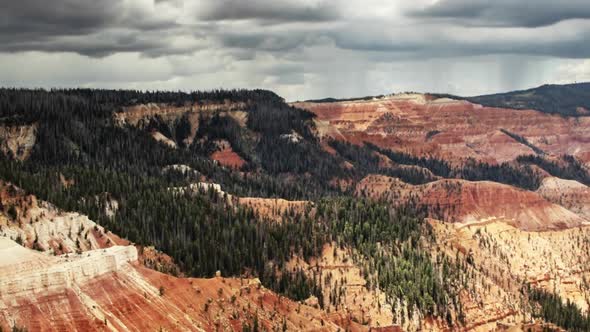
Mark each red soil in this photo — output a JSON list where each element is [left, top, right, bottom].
[[211, 148, 246, 169]]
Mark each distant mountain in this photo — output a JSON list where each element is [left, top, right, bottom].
[[302, 94, 385, 103], [465, 82, 590, 116], [308, 83, 590, 117]]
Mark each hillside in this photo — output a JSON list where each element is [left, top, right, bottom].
[[0, 239, 356, 332], [0, 182, 367, 332]]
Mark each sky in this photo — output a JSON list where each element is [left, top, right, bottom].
[[1, 0, 590, 101]]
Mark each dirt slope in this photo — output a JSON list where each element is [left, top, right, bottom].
[[295, 94, 590, 164], [537, 177, 590, 219], [431, 219, 590, 316]]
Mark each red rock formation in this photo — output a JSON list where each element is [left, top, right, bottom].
[[356, 175, 588, 231], [295, 94, 590, 164]]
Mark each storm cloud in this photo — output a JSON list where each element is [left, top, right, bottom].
[[412, 0, 590, 27], [1, 0, 590, 100]]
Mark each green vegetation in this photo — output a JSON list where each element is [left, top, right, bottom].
[[500, 129, 545, 155], [368, 143, 543, 190], [518, 154, 590, 186], [329, 140, 439, 184], [0, 88, 345, 201], [315, 198, 464, 322], [528, 287, 590, 332]]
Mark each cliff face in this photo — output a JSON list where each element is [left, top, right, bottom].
[[296, 95, 590, 164], [114, 101, 249, 148], [418, 179, 587, 231], [0, 238, 137, 298], [356, 175, 589, 231], [0, 181, 123, 254], [0, 237, 358, 332]]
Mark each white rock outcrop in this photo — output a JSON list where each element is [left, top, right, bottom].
[[0, 237, 137, 297]]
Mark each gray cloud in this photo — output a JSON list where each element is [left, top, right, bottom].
[[328, 19, 590, 59], [411, 0, 590, 27], [220, 31, 316, 52], [197, 0, 340, 23]]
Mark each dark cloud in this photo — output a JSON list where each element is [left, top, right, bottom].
[[411, 0, 590, 27], [0, 0, 120, 33], [197, 0, 339, 23], [327, 18, 590, 60], [333, 35, 590, 60], [0, 0, 180, 56], [220, 32, 314, 52], [0, 0, 176, 34]]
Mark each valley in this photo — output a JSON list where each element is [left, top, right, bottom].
[[1, 85, 590, 331]]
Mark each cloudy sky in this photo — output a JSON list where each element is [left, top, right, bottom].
[[1, 0, 590, 100]]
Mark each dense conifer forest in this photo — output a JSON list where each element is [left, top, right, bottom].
[[434, 83, 590, 117]]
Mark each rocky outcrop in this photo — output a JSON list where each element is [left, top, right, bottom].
[[115, 101, 249, 147], [150, 130, 177, 148], [0, 123, 37, 161], [419, 179, 587, 231], [0, 238, 137, 297], [0, 181, 123, 254]]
